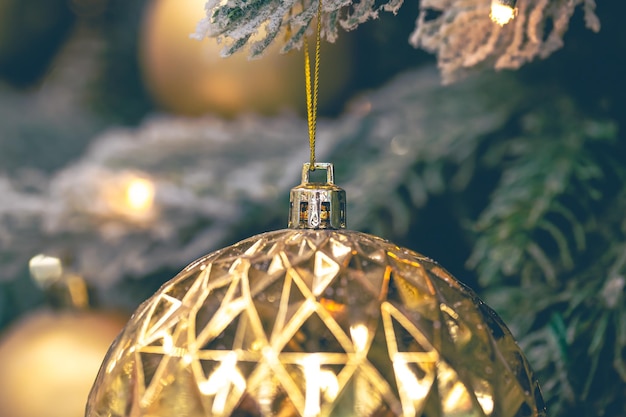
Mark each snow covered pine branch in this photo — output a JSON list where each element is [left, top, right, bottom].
[[194, 0, 600, 82]]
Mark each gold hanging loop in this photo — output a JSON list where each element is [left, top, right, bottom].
[[304, 0, 323, 170]]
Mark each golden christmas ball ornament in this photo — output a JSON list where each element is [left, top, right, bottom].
[[0, 255, 126, 417], [87, 163, 546, 417], [89, 13, 544, 416]]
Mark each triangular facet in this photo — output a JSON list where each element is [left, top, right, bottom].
[[436, 361, 483, 417], [392, 358, 436, 416], [162, 269, 203, 301], [292, 253, 324, 299], [283, 233, 317, 266], [139, 352, 163, 391], [195, 291, 248, 349], [486, 354, 527, 417], [440, 303, 474, 349], [197, 307, 263, 352], [346, 253, 388, 298], [247, 254, 285, 301], [215, 239, 256, 262], [246, 360, 304, 417], [281, 310, 348, 354], [326, 236, 353, 261], [262, 270, 309, 343], [437, 301, 494, 370], [327, 368, 387, 417], [365, 323, 396, 391], [301, 360, 350, 417], [381, 302, 437, 356], [355, 238, 388, 265], [349, 361, 404, 417], [388, 255, 435, 300], [191, 269, 247, 343], [244, 238, 266, 256], [428, 267, 476, 308], [505, 349, 533, 398], [467, 376, 495, 416], [305, 231, 331, 249], [512, 401, 534, 417], [194, 280, 233, 341], [272, 362, 310, 416], [141, 361, 205, 416], [140, 294, 183, 346], [274, 358, 350, 417], [477, 301, 510, 341], [311, 251, 341, 296], [387, 269, 436, 314], [198, 356, 257, 386], [428, 264, 466, 292], [195, 355, 248, 417], [207, 260, 237, 288]]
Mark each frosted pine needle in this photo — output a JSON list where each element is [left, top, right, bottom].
[[194, 0, 600, 81]]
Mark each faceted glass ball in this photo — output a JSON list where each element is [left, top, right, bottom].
[[87, 229, 546, 417]]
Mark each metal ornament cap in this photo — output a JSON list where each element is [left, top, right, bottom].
[[288, 163, 346, 230]]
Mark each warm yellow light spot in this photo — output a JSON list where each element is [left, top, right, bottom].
[[320, 298, 346, 314], [101, 173, 157, 222], [394, 357, 432, 402], [302, 355, 321, 417], [350, 324, 369, 353], [126, 177, 155, 213], [313, 251, 340, 296], [251, 339, 264, 351], [443, 381, 474, 414], [476, 390, 495, 415], [320, 370, 340, 402], [105, 358, 118, 374], [161, 333, 174, 354], [490, 1, 516, 26], [199, 352, 246, 402], [437, 362, 473, 414]]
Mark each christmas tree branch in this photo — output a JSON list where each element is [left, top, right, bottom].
[[468, 99, 618, 286], [195, 0, 600, 81]]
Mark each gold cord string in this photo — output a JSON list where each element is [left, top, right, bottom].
[[304, 0, 322, 170]]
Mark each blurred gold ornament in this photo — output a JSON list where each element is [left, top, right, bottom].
[[0, 311, 127, 417], [0, 256, 126, 417], [139, 0, 351, 116], [88, 163, 545, 417], [490, 0, 517, 26]]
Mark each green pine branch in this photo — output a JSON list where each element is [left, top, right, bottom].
[[468, 98, 618, 287], [467, 97, 625, 416], [509, 229, 626, 416]]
